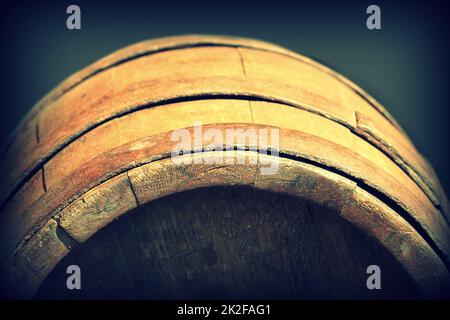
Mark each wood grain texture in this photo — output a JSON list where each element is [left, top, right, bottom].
[[0, 37, 445, 219], [2, 100, 447, 268], [2, 152, 449, 298], [0, 36, 449, 299], [36, 186, 422, 300]]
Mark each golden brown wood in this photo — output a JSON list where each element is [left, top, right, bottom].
[[0, 37, 445, 217], [0, 35, 448, 299]]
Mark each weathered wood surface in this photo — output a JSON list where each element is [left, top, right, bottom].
[[1, 152, 449, 298], [4, 35, 399, 136], [0, 36, 446, 218], [1, 101, 448, 269], [0, 36, 449, 299], [36, 186, 423, 299]]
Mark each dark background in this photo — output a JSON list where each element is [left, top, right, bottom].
[[0, 0, 448, 193]]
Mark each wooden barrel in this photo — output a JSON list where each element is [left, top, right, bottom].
[[0, 35, 449, 299]]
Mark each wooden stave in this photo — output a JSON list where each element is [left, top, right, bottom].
[[0, 36, 446, 221], [0, 36, 448, 298], [1, 149, 448, 299], [1, 99, 449, 269], [0, 121, 445, 296]]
